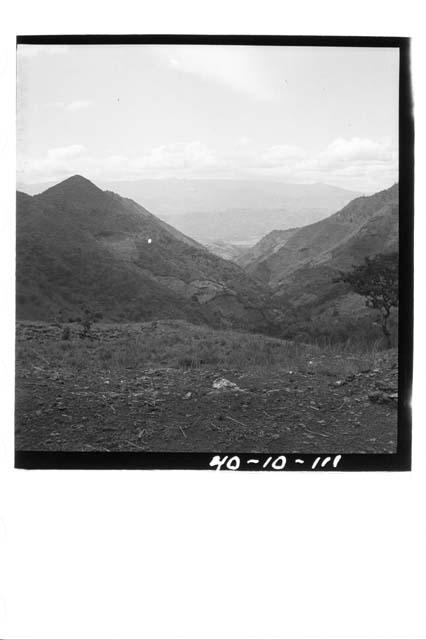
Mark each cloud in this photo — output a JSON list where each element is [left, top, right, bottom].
[[316, 137, 396, 169], [17, 145, 87, 182], [17, 45, 70, 58], [291, 137, 398, 190], [154, 46, 277, 101], [239, 137, 398, 191], [17, 142, 218, 183], [17, 137, 398, 191]]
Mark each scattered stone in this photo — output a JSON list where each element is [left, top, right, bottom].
[[334, 380, 346, 387], [212, 378, 240, 391], [183, 391, 192, 399]]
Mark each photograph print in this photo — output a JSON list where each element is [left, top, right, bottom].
[[15, 37, 413, 470]]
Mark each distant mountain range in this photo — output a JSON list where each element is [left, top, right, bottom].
[[16, 176, 276, 331], [18, 178, 360, 245]]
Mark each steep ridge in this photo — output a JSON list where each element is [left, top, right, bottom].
[[244, 184, 398, 288], [238, 184, 399, 344], [16, 176, 277, 331]]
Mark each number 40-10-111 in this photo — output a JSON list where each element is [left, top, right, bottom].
[[209, 455, 342, 471]]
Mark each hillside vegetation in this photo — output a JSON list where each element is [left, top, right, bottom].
[[16, 177, 399, 348], [237, 184, 399, 346], [16, 176, 277, 332], [242, 184, 398, 285]]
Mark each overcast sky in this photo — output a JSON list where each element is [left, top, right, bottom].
[[17, 44, 399, 191]]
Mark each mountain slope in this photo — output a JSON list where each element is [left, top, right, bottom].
[[238, 184, 399, 344], [16, 175, 277, 330], [244, 184, 398, 288]]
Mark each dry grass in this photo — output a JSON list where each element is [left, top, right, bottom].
[[16, 319, 383, 378]]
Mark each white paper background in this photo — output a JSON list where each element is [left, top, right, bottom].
[[1, 1, 425, 638]]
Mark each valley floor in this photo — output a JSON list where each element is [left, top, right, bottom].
[[15, 321, 398, 453]]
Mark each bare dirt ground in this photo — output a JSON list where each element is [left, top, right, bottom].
[[15, 322, 398, 453]]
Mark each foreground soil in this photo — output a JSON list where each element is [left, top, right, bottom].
[[15, 322, 398, 453]]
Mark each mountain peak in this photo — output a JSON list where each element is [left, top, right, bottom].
[[36, 174, 106, 207], [64, 174, 97, 184], [45, 174, 103, 192]]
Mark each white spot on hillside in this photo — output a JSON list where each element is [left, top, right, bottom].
[[147, 238, 152, 244]]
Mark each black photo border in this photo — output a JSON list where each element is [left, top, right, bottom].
[[15, 34, 413, 471]]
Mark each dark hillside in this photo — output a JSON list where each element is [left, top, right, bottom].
[[246, 184, 398, 287], [16, 176, 277, 331], [238, 184, 399, 346]]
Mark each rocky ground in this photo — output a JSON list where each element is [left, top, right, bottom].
[[15, 322, 398, 453]]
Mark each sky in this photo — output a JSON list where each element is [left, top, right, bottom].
[[17, 44, 399, 192]]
